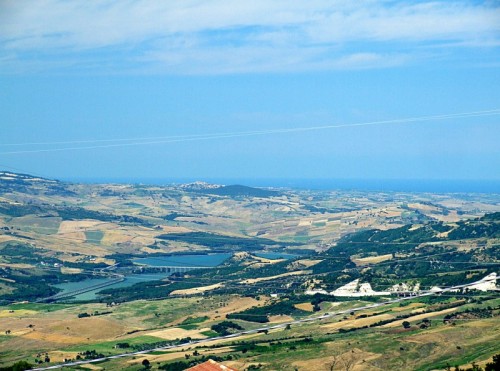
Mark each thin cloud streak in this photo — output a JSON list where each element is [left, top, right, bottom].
[[0, 0, 499, 74]]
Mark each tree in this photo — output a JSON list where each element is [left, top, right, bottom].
[[341, 351, 358, 371], [325, 349, 359, 371], [402, 321, 411, 329], [142, 359, 151, 369], [326, 352, 341, 371], [4, 360, 33, 371], [485, 354, 500, 371]]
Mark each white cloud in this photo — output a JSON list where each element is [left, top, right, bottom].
[[0, 0, 498, 73]]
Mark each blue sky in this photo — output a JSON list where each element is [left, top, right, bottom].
[[0, 1, 499, 183]]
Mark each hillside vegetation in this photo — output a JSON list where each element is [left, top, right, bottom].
[[0, 172, 498, 370]]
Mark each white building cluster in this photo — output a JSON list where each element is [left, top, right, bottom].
[[305, 273, 498, 297]]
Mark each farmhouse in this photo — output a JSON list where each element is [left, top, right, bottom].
[[185, 359, 239, 371]]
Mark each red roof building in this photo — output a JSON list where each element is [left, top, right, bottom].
[[185, 359, 239, 371]]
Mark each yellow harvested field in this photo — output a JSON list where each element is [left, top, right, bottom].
[[92, 257, 116, 265], [293, 259, 323, 268], [2, 316, 128, 345], [201, 296, 260, 320], [225, 361, 266, 371], [298, 219, 312, 226], [140, 246, 164, 254], [22, 330, 87, 344], [148, 327, 207, 340], [382, 210, 402, 218], [381, 307, 459, 328], [79, 364, 104, 370], [127, 352, 185, 365], [241, 270, 309, 284], [46, 351, 80, 363], [0, 263, 33, 269], [268, 315, 294, 323], [0, 309, 37, 318], [353, 254, 393, 265], [9, 328, 32, 336], [408, 203, 441, 213], [101, 230, 133, 244], [60, 267, 83, 274], [130, 235, 156, 245], [391, 302, 425, 312], [250, 255, 285, 264], [170, 283, 223, 296], [48, 317, 127, 340], [294, 302, 314, 312], [433, 211, 462, 223], [58, 220, 106, 233], [0, 235, 17, 243], [59, 231, 87, 242], [157, 226, 192, 234], [322, 313, 394, 330], [202, 332, 262, 347], [292, 348, 380, 371], [129, 346, 236, 366]]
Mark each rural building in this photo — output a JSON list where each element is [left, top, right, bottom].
[[185, 359, 239, 371]]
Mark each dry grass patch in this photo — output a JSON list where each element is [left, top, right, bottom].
[[79, 364, 104, 370], [0, 309, 37, 318], [241, 270, 309, 284], [293, 259, 323, 268], [101, 230, 133, 245], [392, 302, 425, 312], [156, 226, 192, 234], [289, 357, 341, 371], [170, 283, 223, 296], [353, 254, 393, 265], [294, 302, 314, 312], [1, 315, 129, 346], [58, 221, 105, 233], [45, 317, 127, 340], [46, 351, 80, 363], [0, 263, 33, 269], [60, 267, 83, 274], [130, 235, 156, 245], [129, 345, 237, 367], [127, 351, 186, 365], [147, 327, 207, 340], [381, 307, 459, 328], [22, 330, 87, 344], [201, 296, 261, 320], [0, 235, 18, 243], [322, 313, 394, 331], [250, 255, 285, 264], [268, 315, 294, 323]]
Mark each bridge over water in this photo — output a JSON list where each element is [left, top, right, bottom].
[[36, 275, 125, 303], [131, 266, 213, 273], [36, 266, 213, 303]]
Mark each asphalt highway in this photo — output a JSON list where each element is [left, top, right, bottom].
[[31, 274, 498, 370]]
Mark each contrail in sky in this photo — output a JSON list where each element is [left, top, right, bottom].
[[1, 109, 499, 155]]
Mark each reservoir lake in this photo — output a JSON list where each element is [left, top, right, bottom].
[[53, 253, 233, 301], [53, 252, 299, 301], [132, 253, 233, 267]]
